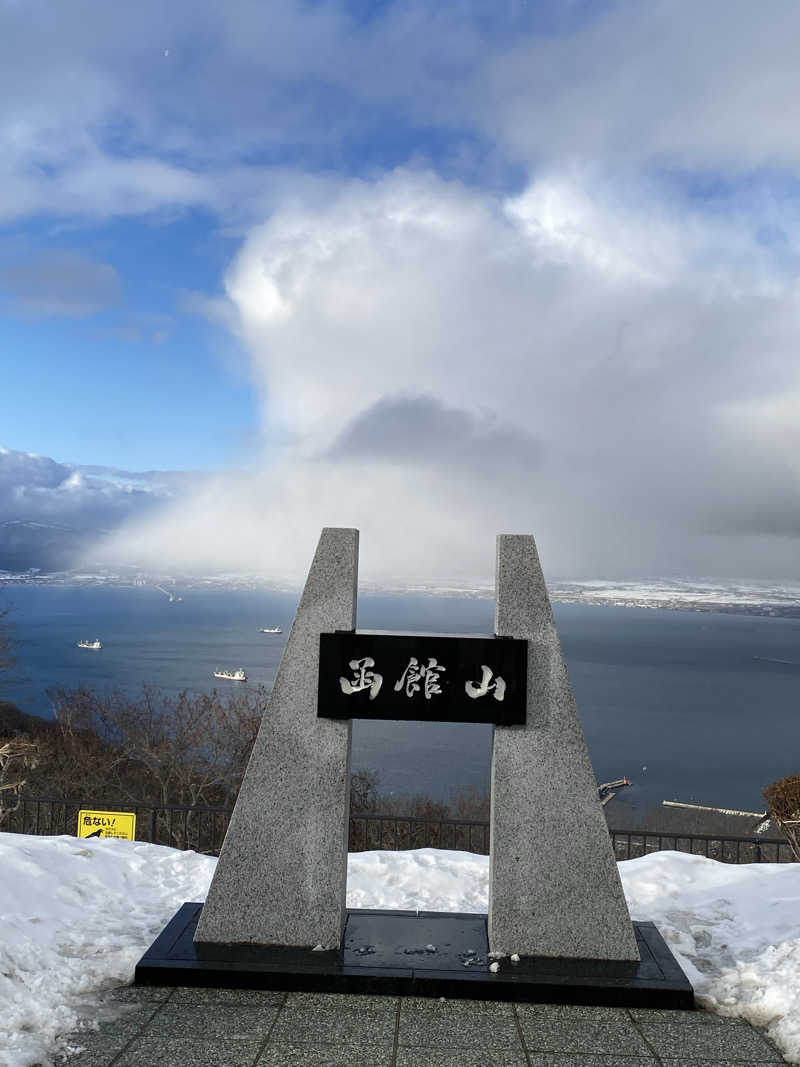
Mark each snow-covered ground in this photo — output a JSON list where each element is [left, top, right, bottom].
[[1, 834, 798, 1066], [549, 577, 800, 615]]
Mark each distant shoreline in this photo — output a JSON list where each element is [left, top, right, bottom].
[[2, 570, 800, 619], [553, 598, 800, 619]]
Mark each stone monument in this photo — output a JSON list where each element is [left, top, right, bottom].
[[138, 526, 693, 1006], [195, 526, 358, 949], [490, 534, 638, 960], [194, 527, 638, 961]]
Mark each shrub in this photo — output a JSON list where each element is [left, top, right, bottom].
[[764, 774, 800, 861], [0, 738, 38, 824]]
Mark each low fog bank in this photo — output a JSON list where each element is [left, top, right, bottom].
[[85, 455, 800, 587]]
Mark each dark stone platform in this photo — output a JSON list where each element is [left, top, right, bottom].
[[136, 905, 694, 1009]]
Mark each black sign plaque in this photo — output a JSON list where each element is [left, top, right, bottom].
[[318, 632, 527, 725]]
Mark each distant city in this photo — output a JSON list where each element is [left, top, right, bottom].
[[2, 561, 800, 618]]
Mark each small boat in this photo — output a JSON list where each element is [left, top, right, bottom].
[[259, 627, 282, 634], [213, 668, 247, 681], [77, 639, 102, 650]]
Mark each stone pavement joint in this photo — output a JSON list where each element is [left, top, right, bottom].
[[60, 988, 785, 1066]]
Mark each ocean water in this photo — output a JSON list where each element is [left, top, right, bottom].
[[1, 584, 799, 815]]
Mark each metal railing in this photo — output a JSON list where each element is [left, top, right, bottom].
[[348, 813, 490, 854], [1, 796, 233, 855], [609, 828, 793, 864], [2, 797, 795, 863]]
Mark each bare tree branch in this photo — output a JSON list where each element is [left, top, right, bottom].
[[0, 739, 38, 824], [27, 684, 266, 848]]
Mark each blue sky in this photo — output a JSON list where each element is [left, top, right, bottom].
[[3, 0, 800, 580], [1, 209, 253, 469]]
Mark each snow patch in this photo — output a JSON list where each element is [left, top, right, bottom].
[[621, 850, 800, 1061], [1, 836, 799, 1065]]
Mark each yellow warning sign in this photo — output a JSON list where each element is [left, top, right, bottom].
[[77, 809, 136, 841]]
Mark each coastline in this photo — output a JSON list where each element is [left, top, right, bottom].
[[3, 569, 800, 619]]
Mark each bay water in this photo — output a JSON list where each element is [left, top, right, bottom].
[[2, 584, 798, 816]]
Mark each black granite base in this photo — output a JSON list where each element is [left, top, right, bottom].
[[135, 904, 694, 1009]]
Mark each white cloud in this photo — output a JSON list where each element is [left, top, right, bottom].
[[6, 1, 800, 226], [95, 167, 800, 581], [483, 0, 800, 172]]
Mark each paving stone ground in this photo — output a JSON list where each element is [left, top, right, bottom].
[[60, 988, 785, 1067]]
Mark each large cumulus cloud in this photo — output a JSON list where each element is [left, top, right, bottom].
[[96, 167, 800, 581]]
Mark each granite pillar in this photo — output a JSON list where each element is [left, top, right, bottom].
[[194, 527, 358, 949], [488, 534, 639, 961]]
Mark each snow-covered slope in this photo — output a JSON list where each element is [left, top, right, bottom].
[[550, 577, 800, 617], [0, 835, 798, 1066], [0, 447, 195, 572]]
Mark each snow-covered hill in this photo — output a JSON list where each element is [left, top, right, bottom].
[[0, 447, 199, 572]]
